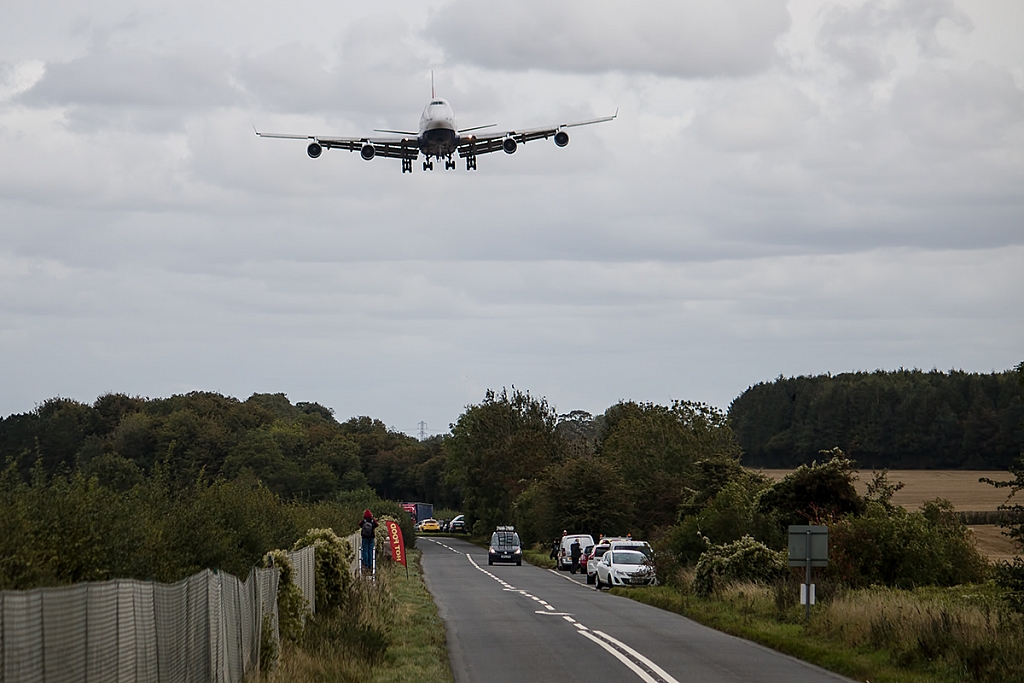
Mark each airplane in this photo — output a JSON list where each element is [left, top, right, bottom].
[[254, 81, 616, 173]]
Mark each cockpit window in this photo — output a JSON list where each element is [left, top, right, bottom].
[[431, 100, 444, 105]]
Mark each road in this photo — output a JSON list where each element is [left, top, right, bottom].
[[419, 536, 855, 683]]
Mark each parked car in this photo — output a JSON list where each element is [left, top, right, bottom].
[[489, 526, 522, 565], [586, 537, 630, 584], [558, 534, 595, 571], [418, 519, 441, 532], [449, 515, 467, 533], [579, 544, 594, 576], [595, 549, 657, 589], [607, 539, 653, 559]]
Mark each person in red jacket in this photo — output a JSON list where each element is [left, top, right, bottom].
[[359, 509, 378, 572]]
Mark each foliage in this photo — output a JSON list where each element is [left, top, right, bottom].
[[444, 388, 565, 534], [827, 499, 989, 588], [265, 549, 308, 642], [729, 368, 1024, 469], [293, 528, 353, 613], [661, 473, 783, 570], [692, 535, 787, 597], [513, 456, 631, 545], [598, 400, 742, 532], [994, 558, 1024, 612], [755, 450, 865, 526], [0, 391, 458, 509]]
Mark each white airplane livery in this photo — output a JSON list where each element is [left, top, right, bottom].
[[255, 83, 616, 173]]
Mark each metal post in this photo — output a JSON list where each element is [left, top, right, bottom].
[[804, 530, 812, 623]]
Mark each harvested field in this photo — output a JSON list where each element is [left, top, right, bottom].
[[968, 525, 1018, 563], [755, 469, 1021, 562], [756, 469, 1015, 512]]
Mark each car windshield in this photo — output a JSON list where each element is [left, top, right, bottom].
[[594, 547, 608, 558], [491, 532, 521, 549], [612, 551, 646, 565]]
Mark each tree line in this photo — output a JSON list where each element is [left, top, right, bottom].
[[729, 368, 1024, 469]]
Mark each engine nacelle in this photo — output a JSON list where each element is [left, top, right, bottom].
[[307, 142, 323, 158], [360, 144, 376, 161], [554, 130, 569, 147], [503, 138, 518, 154]]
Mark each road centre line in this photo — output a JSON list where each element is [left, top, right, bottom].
[[579, 631, 661, 683], [457, 548, 678, 683]]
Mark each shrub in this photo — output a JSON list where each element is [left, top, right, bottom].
[[755, 450, 865, 525], [264, 549, 307, 642], [693, 535, 787, 597], [293, 528, 353, 612], [828, 499, 988, 588]]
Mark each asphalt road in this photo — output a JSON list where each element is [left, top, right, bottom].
[[420, 536, 855, 683]]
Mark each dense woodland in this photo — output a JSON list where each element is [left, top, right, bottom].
[[729, 368, 1024, 469], [1, 365, 1021, 595]]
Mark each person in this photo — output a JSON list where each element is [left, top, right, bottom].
[[359, 509, 378, 573], [550, 538, 559, 561], [570, 538, 582, 574]]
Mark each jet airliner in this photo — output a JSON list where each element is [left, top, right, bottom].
[[255, 85, 616, 173]]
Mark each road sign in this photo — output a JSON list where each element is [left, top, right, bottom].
[[788, 525, 828, 567]]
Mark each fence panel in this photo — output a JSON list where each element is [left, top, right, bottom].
[[0, 566, 280, 683], [286, 546, 315, 614]]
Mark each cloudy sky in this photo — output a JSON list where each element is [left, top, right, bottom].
[[1, 0, 1021, 434]]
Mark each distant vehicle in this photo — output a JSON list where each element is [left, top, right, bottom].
[[255, 76, 616, 173], [449, 515, 467, 534], [580, 544, 594, 576], [418, 519, 441, 532], [558, 534, 595, 571], [595, 550, 657, 589], [402, 502, 434, 525], [608, 540, 653, 559], [489, 526, 522, 566]]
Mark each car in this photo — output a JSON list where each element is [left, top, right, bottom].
[[419, 519, 441, 532], [579, 544, 594, 576], [557, 534, 595, 571], [595, 549, 657, 589], [607, 540, 653, 559], [586, 537, 630, 584], [489, 526, 522, 565], [449, 515, 467, 533]]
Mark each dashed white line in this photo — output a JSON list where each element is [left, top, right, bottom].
[[579, 631, 661, 683]]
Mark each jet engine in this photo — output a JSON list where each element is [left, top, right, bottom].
[[307, 142, 323, 158], [503, 138, 518, 154], [554, 131, 569, 147], [360, 144, 376, 160]]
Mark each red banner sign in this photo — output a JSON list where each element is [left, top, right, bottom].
[[384, 520, 406, 567]]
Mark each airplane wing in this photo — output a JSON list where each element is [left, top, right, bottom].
[[456, 111, 617, 157], [254, 129, 420, 159]]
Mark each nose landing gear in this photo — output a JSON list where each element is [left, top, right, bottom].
[[422, 160, 435, 171], [444, 156, 455, 170]]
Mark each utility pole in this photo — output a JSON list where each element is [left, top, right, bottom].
[[418, 421, 427, 441]]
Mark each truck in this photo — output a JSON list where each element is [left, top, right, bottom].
[[401, 502, 434, 525]]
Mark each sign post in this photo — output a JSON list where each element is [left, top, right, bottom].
[[384, 520, 408, 578], [788, 525, 828, 623]]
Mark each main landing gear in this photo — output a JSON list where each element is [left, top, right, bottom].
[[402, 158, 412, 173], [422, 160, 434, 171], [444, 156, 455, 170], [465, 154, 477, 171]]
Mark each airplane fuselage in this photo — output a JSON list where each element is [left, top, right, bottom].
[[418, 98, 459, 159]]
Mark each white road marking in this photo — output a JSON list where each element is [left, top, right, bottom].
[[579, 631, 660, 683], [593, 631, 681, 683], [456, 541, 676, 683]]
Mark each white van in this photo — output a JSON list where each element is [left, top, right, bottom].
[[558, 534, 595, 571]]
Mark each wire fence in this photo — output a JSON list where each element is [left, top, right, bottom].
[[0, 565, 287, 683], [285, 546, 315, 616]]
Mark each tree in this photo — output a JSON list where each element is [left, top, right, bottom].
[[445, 389, 564, 534], [756, 448, 865, 526]]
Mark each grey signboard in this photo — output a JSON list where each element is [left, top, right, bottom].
[[788, 525, 828, 567]]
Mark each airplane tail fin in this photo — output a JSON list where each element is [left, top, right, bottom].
[[431, 70, 435, 99]]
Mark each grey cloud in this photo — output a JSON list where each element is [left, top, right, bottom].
[[818, 0, 972, 81], [426, 0, 790, 78]]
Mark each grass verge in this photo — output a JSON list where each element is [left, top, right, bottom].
[[615, 580, 1024, 683], [271, 549, 453, 683]]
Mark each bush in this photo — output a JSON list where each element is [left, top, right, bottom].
[[693, 536, 787, 597], [828, 499, 988, 588], [264, 549, 307, 642], [755, 450, 865, 525], [293, 528, 353, 612]]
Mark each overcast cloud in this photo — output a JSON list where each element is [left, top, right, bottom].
[[1, 0, 1021, 434]]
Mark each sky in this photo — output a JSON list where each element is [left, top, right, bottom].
[[1, 0, 1022, 436]]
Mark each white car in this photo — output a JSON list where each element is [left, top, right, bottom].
[[595, 549, 657, 589], [585, 537, 628, 584]]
